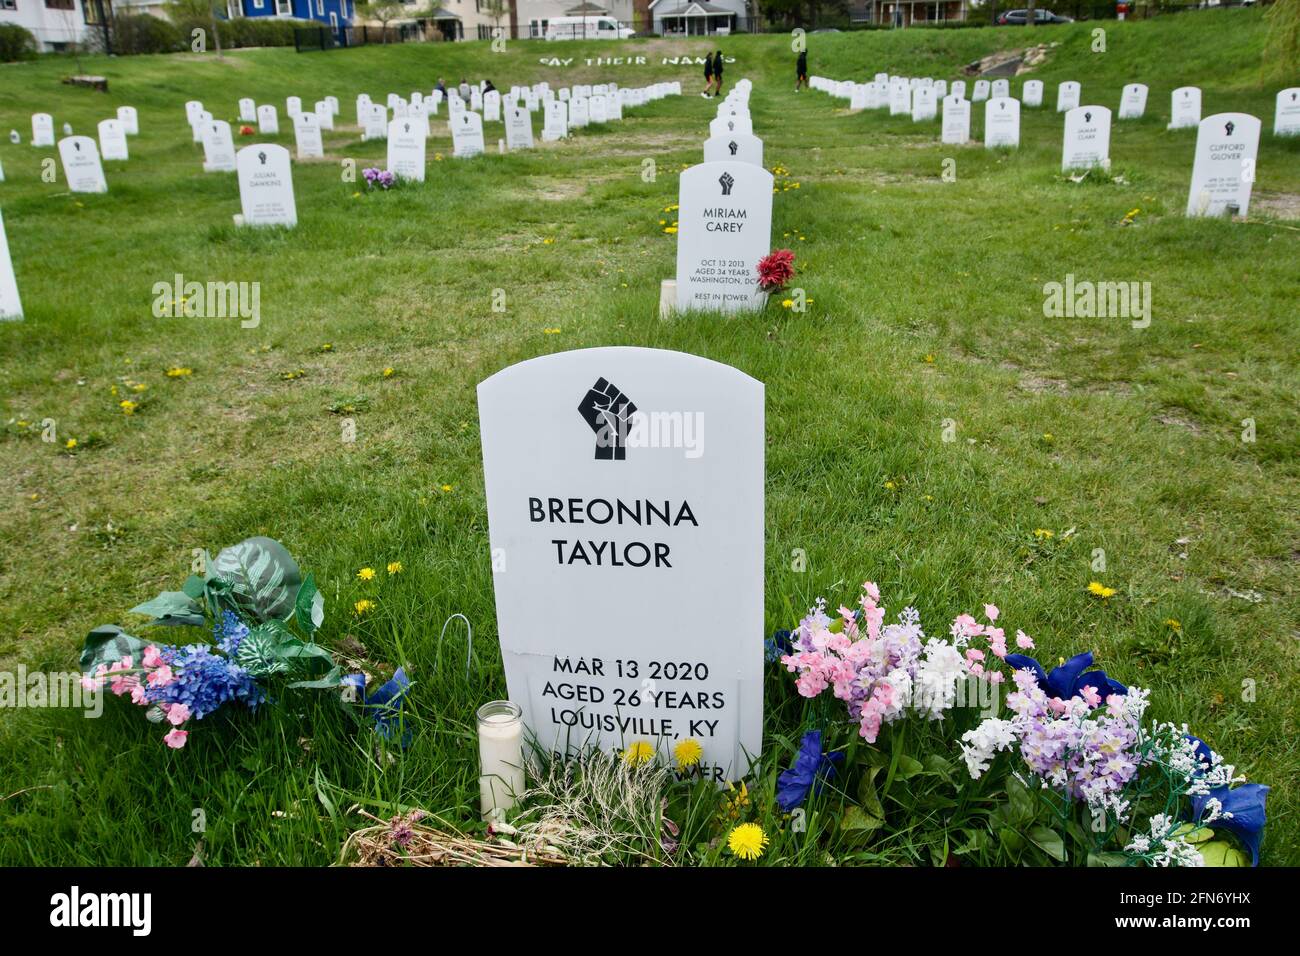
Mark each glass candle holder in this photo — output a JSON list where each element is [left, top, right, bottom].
[[477, 700, 525, 823]]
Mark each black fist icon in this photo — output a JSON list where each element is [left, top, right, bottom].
[[578, 378, 637, 461]]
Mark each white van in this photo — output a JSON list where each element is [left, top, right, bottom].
[[544, 16, 634, 40]]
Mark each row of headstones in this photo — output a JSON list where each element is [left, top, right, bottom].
[[2, 107, 139, 187], [812, 73, 1292, 219], [666, 79, 775, 315]]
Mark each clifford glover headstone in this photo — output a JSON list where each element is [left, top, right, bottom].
[[477, 346, 764, 781], [1185, 112, 1261, 218], [675, 161, 774, 313]]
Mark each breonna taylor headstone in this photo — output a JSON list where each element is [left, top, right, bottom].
[[236, 144, 297, 228], [674, 161, 774, 313], [477, 346, 764, 780]]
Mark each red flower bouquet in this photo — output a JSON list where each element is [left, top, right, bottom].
[[239, 125, 255, 136], [757, 248, 796, 292]]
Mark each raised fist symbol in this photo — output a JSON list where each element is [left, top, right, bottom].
[[718, 171, 734, 195], [728, 140, 738, 155], [578, 378, 637, 461]]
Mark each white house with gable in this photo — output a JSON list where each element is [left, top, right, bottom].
[[648, 0, 744, 36], [0, 0, 109, 52]]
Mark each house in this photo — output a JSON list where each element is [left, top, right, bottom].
[[849, 0, 969, 27], [0, 0, 110, 52], [515, 0, 639, 38], [230, 0, 355, 38], [363, 0, 502, 40], [648, 0, 746, 36]]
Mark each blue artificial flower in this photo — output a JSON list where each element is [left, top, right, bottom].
[[1002, 650, 1127, 704], [775, 730, 843, 812], [1192, 783, 1270, 866], [145, 641, 264, 720], [764, 629, 793, 663], [343, 667, 411, 746]]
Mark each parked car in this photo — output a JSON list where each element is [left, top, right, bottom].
[[996, 9, 1074, 24], [544, 16, 635, 40]]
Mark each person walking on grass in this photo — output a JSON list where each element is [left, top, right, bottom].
[[712, 49, 725, 98], [702, 52, 714, 99], [796, 46, 808, 92]]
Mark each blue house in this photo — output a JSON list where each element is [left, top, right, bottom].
[[231, 0, 355, 39]]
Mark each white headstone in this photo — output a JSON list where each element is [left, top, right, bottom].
[[504, 106, 534, 151], [1276, 88, 1300, 136], [1170, 87, 1202, 130], [202, 120, 237, 172], [1057, 81, 1081, 113], [972, 79, 990, 103], [97, 118, 129, 161], [326, 96, 340, 117], [912, 85, 937, 122], [32, 113, 54, 147], [363, 104, 387, 141], [58, 136, 108, 193], [889, 80, 911, 116], [184, 100, 204, 124], [314, 101, 334, 131], [0, 209, 21, 321], [984, 97, 1021, 149], [257, 104, 279, 135], [590, 95, 608, 124], [951, 80, 967, 102], [942, 94, 970, 145], [239, 98, 257, 123], [933, 79, 947, 100], [1061, 105, 1112, 171], [991, 78, 1010, 99], [675, 162, 774, 314], [356, 94, 373, 126], [451, 111, 485, 158], [1022, 80, 1043, 108], [386, 118, 426, 181], [543, 101, 568, 141], [293, 112, 324, 160], [236, 144, 297, 228], [703, 132, 763, 167], [1186, 113, 1261, 218], [569, 97, 590, 129], [286, 95, 302, 118], [484, 90, 502, 123], [477, 347, 764, 779], [1119, 83, 1148, 120], [190, 111, 211, 144], [117, 106, 139, 136]]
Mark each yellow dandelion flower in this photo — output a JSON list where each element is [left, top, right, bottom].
[[382, 367, 395, 377], [387, 561, 403, 575], [65, 438, 77, 449], [1033, 529, 1055, 539], [663, 226, 678, 234], [674, 738, 703, 770], [354, 599, 375, 615], [543, 327, 561, 335], [1042, 432, 1054, 441], [622, 740, 655, 766], [781, 298, 794, 309], [1165, 618, 1182, 631], [1087, 581, 1117, 599], [923, 354, 935, 364], [357, 567, 376, 581], [165, 367, 192, 378], [727, 822, 768, 861], [119, 400, 138, 415], [440, 484, 454, 492], [542, 237, 555, 245], [884, 480, 897, 490]]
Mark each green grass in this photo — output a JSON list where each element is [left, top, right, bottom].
[[0, 10, 1297, 866]]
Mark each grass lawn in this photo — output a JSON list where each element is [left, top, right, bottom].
[[0, 9, 1297, 866]]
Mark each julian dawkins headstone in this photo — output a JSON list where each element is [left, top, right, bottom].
[[236, 144, 297, 228], [477, 347, 764, 780]]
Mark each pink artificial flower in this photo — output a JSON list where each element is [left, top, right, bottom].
[[1080, 685, 1101, 708], [965, 648, 985, 663], [142, 645, 164, 668], [130, 682, 148, 705], [984, 603, 1000, 622], [110, 673, 139, 697], [1047, 696, 1069, 715], [988, 671, 1005, 685], [164, 702, 191, 726], [147, 665, 174, 687], [163, 728, 188, 749], [1015, 629, 1035, 650], [952, 613, 979, 637]]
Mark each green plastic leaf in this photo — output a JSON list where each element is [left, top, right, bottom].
[[182, 574, 206, 600], [129, 591, 206, 627], [294, 573, 325, 634], [894, 754, 925, 780], [856, 764, 885, 821], [234, 623, 290, 678], [209, 536, 302, 623], [80, 625, 150, 675], [1198, 840, 1249, 867], [1027, 824, 1067, 862], [1171, 822, 1215, 844], [288, 665, 346, 690], [1087, 851, 1131, 867], [841, 804, 884, 835]]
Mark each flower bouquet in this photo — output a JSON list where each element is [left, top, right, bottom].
[[81, 536, 407, 749], [362, 167, 397, 191], [772, 581, 1269, 867], [756, 248, 796, 295]]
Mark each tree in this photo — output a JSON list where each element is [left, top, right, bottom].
[[358, 0, 405, 41], [164, 0, 225, 59], [1026, 0, 1035, 29]]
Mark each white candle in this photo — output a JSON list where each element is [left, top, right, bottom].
[[477, 701, 525, 823]]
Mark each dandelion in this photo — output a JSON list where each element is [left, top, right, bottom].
[[357, 567, 376, 581], [781, 298, 794, 309], [674, 738, 703, 770], [1088, 581, 1118, 599], [884, 480, 897, 490], [1166, 618, 1182, 631], [354, 599, 375, 616], [720, 781, 750, 821], [165, 367, 192, 378], [1042, 432, 1054, 442], [382, 367, 395, 378], [727, 822, 768, 861], [119, 400, 138, 415], [923, 354, 935, 364], [64, 438, 77, 450], [1033, 529, 1055, 539], [440, 484, 454, 493], [622, 740, 654, 766], [387, 561, 403, 575]]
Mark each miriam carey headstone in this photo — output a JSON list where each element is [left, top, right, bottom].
[[202, 120, 237, 173], [477, 346, 764, 780], [984, 97, 1021, 149], [505, 106, 535, 151], [1057, 81, 1081, 113], [117, 106, 139, 136], [1277, 88, 1300, 136], [293, 111, 325, 160], [1170, 87, 1201, 130], [1119, 83, 1148, 120], [386, 118, 426, 181], [1061, 105, 1112, 171], [97, 118, 129, 161], [451, 111, 486, 158], [257, 104, 279, 135], [1185, 113, 1261, 218], [58, 136, 108, 193], [703, 131, 763, 167], [32, 113, 55, 147], [942, 94, 971, 145], [0, 209, 21, 321], [1022, 79, 1043, 108], [674, 161, 774, 314], [236, 144, 297, 228]]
